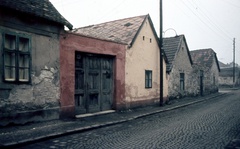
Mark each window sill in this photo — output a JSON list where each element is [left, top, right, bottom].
[[145, 87, 152, 89], [19, 79, 29, 82], [3, 79, 31, 84], [4, 78, 16, 82]]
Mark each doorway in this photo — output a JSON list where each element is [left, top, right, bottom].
[[74, 52, 114, 114], [200, 70, 204, 96]]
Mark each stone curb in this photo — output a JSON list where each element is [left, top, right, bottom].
[[129, 92, 227, 120], [2, 93, 227, 148]]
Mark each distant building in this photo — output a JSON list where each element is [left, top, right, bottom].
[[218, 61, 227, 68], [224, 62, 239, 68], [218, 61, 240, 87], [190, 49, 220, 95]]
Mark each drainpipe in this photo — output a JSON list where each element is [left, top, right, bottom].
[[159, 0, 164, 106]]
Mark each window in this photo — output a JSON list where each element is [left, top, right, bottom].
[[145, 70, 152, 88], [150, 38, 152, 43], [143, 36, 145, 40], [180, 73, 185, 91], [2, 33, 31, 83]]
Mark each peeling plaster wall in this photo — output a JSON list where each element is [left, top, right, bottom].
[[204, 59, 219, 94], [219, 77, 234, 86], [125, 19, 168, 108], [191, 58, 220, 96], [190, 66, 203, 96], [0, 25, 61, 126], [168, 41, 198, 99]]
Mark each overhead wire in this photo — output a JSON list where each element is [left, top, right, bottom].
[[92, 0, 127, 24], [51, 0, 240, 64], [167, 0, 206, 32], [180, 0, 232, 42], [164, 0, 232, 50], [219, 0, 240, 63], [221, 0, 240, 9], [189, 0, 232, 41], [220, 0, 240, 47], [179, 0, 237, 64], [53, 0, 128, 26]]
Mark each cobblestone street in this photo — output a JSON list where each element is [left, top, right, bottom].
[[19, 90, 240, 149]]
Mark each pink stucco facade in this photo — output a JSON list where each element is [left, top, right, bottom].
[[60, 32, 126, 118]]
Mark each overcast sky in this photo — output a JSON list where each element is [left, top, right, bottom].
[[50, 0, 240, 65]]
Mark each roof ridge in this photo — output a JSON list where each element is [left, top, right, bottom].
[[74, 14, 148, 30], [190, 48, 213, 52], [71, 14, 148, 45], [163, 34, 184, 39]]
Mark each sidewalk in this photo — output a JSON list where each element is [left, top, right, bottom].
[[0, 92, 227, 147]]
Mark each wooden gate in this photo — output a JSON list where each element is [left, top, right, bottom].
[[75, 52, 113, 114]]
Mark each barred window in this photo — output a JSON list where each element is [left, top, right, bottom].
[[3, 33, 31, 83]]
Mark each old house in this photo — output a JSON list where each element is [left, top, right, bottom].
[[0, 0, 73, 126], [218, 63, 240, 87], [162, 35, 197, 99], [60, 14, 168, 118], [190, 49, 220, 95]]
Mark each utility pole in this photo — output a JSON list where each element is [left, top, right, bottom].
[[233, 38, 235, 87], [159, 0, 163, 106]]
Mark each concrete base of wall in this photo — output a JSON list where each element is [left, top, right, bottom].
[[116, 96, 169, 111], [60, 105, 75, 119], [0, 107, 60, 126]]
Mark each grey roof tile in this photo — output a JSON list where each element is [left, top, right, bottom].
[[0, 0, 73, 29], [162, 35, 192, 72], [190, 48, 220, 72]]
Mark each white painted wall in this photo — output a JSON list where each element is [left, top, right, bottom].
[[125, 18, 168, 104]]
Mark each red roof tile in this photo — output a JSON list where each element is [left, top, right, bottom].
[[72, 15, 147, 45]]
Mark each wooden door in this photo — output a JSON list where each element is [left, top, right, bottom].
[[101, 58, 113, 111], [75, 53, 113, 114], [87, 56, 101, 113], [75, 53, 87, 114]]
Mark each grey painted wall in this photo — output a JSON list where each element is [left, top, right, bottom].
[[0, 9, 63, 126]]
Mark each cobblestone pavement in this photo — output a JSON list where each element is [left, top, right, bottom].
[[19, 90, 240, 149]]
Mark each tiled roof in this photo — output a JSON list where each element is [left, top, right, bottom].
[[190, 48, 220, 71], [0, 0, 73, 30], [72, 15, 148, 45], [162, 35, 192, 72]]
